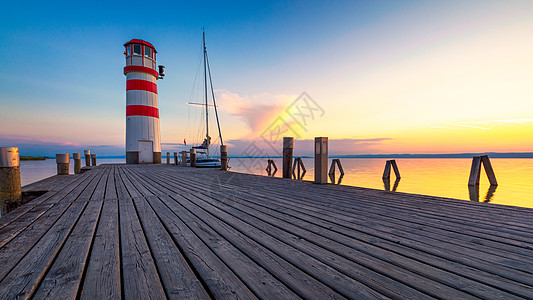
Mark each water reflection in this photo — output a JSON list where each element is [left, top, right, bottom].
[[468, 185, 497, 203], [383, 178, 401, 192], [329, 173, 344, 185]]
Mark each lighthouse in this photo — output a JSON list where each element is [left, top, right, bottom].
[[123, 39, 163, 164]]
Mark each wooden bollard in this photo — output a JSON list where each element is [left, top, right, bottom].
[[181, 151, 187, 166], [190, 149, 196, 167], [314, 137, 328, 184], [383, 160, 401, 179], [0, 147, 21, 216], [468, 155, 497, 186], [282, 137, 294, 179], [174, 152, 178, 165], [56, 154, 70, 175], [84, 150, 91, 167], [91, 154, 97, 166], [73, 153, 82, 174], [220, 145, 228, 171], [166, 152, 170, 165]]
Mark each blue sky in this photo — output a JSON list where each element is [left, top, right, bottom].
[[1, 1, 533, 156]]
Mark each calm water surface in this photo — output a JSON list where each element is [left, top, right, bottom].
[[229, 158, 533, 208], [20, 158, 533, 208]]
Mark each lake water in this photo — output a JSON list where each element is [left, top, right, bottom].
[[19, 157, 533, 208]]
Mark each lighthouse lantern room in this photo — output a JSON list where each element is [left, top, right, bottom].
[[123, 39, 162, 164]]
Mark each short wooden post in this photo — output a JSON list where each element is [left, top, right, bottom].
[[181, 151, 187, 166], [390, 160, 401, 179], [56, 154, 70, 175], [190, 149, 196, 167], [480, 155, 498, 186], [91, 154, 97, 166], [382, 160, 400, 179], [174, 152, 178, 165], [73, 153, 82, 174], [84, 150, 91, 167], [220, 145, 228, 171], [314, 137, 328, 184], [468, 155, 497, 186], [283, 137, 294, 179], [0, 147, 21, 216], [166, 152, 170, 165], [328, 159, 344, 176]]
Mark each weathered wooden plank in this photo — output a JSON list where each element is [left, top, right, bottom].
[[105, 165, 118, 200], [80, 198, 121, 300], [119, 196, 166, 300], [155, 195, 305, 299], [132, 196, 212, 299], [145, 195, 258, 299], [33, 199, 103, 299], [217, 187, 532, 298], [0, 199, 89, 298], [0, 168, 104, 282]]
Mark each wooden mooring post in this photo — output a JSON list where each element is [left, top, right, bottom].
[[314, 137, 328, 184], [84, 150, 91, 167], [181, 151, 187, 166], [292, 157, 306, 180], [190, 149, 196, 167], [73, 153, 82, 174], [266, 159, 278, 176], [56, 154, 70, 175], [468, 155, 497, 186], [166, 152, 170, 165], [328, 158, 344, 184], [383, 160, 401, 179], [174, 152, 178, 165], [0, 147, 21, 216], [91, 154, 97, 166], [220, 145, 228, 171], [283, 137, 294, 179]]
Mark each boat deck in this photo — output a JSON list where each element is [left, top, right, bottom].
[[1, 164, 533, 299]]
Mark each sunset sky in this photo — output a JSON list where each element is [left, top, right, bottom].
[[1, 1, 532, 156]]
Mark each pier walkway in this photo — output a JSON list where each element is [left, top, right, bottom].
[[1, 164, 533, 299]]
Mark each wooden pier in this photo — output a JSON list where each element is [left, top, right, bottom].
[[1, 164, 533, 299]]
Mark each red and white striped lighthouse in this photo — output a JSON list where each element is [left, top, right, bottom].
[[123, 39, 163, 164]]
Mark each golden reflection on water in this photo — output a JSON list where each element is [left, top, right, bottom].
[[230, 158, 533, 208]]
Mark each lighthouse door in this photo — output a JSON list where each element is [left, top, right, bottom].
[[138, 141, 154, 163]]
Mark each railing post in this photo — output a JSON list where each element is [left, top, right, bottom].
[[190, 149, 196, 167], [56, 154, 70, 175], [283, 137, 294, 179], [314, 137, 328, 184], [0, 147, 21, 216], [174, 152, 178, 165], [73, 153, 82, 174], [84, 150, 91, 167], [220, 145, 228, 171], [91, 154, 97, 166]]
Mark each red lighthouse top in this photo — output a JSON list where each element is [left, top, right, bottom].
[[124, 39, 157, 53]]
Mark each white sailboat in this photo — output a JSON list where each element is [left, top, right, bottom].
[[187, 29, 224, 168]]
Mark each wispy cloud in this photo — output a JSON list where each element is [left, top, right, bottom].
[[216, 90, 297, 137], [433, 118, 533, 131]]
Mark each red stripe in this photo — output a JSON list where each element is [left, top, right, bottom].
[[123, 66, 159, 77], [126, 79, 157, 94], [126, 105, 159, 118]]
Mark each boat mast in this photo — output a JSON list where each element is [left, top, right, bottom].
[[203, 29, 209, 157], [206, 52, 224, 146]]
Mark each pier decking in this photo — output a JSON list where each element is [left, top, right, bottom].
[[1, 164, 533, 299]]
